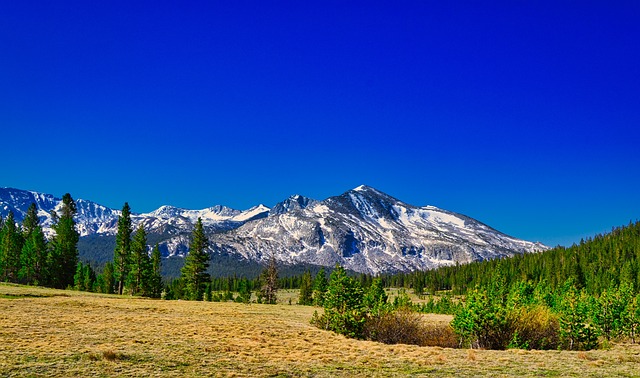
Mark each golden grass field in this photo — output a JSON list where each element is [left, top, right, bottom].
[[2, 284, 640, 377]]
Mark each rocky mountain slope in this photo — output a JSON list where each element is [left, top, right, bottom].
[[0, 186, 547, 274]]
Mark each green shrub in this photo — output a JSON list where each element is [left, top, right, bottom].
[[510, 305, 560, 350], [314, 265, 366, 338]]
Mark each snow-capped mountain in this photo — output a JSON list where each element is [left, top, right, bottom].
[[0, 187, 269, 243], [207, 185, 547, 274], [0, 188, 120, 238], [0, 186, 547, 274]]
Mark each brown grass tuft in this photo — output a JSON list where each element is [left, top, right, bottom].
[[102, 350, 118, 361]]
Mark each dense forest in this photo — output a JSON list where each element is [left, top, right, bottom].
[[386, 220, 640, 297]]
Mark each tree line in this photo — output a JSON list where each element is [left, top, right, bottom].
[[384, 220, 640, 297], [93, 202, 164, 297], [0, 194, 79, 289]]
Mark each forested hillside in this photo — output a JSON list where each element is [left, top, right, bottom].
[[391, 221, 640, 297]]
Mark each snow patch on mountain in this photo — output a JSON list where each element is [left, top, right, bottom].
[[0, 186, 548, 274]]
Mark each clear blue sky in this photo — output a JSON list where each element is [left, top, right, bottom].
[[2, 2, 639, 247]]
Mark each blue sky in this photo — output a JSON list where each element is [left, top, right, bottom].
[[1, 2, 639, 247]]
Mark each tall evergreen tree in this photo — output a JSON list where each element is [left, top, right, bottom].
[[298, 271, 313, 305], [319, 264, 365, 338], [150, 244, 163, 298], [19, 203, 47, 285], [312, 267, 328, 306], [102, 261, 115, 294], [19, 224, 47, 285], [48, 193, 79, 289], [0, 211, 23, 282], [21, 203, 39, 237], [127, 224, 151, 295], [74, 262, 85, 290], [259, 255, 279, 304], [114, 202, 132, 295], [180, 218, 210, 300]]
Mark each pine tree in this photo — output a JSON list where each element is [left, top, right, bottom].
[[259, 255, 279, 304], [622, 294, 640, 343], [312, 267, 328, 306], [74, 262, 85, 290], [364, 278, 388, 315], [127, 224, 151, 295], [19, 204, 48, 285], [319, 264, 365, 338], [181, 218, 210, 300], [19, 224, 47, 285], [48, 193, 79, 289], [22, 203, 39, 237], [102, 261, 115, 294], [114, 202, 132, 295], [83, 263, 95, 292], [298, 271, 313, 305], [0, 211, 23, 282], [237, 279, 252, 303], [149, 244, 163, 298]]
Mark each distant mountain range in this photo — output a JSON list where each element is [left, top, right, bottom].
[[0, 186, 547, 275]]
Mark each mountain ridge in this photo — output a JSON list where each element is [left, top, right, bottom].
[[0, 186, 547, 274]]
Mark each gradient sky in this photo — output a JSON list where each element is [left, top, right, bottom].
[[2, 2, 639, 247]]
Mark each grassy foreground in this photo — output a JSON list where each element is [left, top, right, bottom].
[[1, 284, 640, 377]]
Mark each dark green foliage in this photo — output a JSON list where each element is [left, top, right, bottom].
[[298, 271, 313, 305], [114, 202, 132, 295], [48, 194, 79, 289], [419, 294, 459, 315], [180, 218, 210, 300], [592, 282, 633, 341], [312, 267, 328, 306], [622, 294, 640, 343], [73, 262, 96, 292], [164, 278, 185, 300], [258, 255, 278, 304], [236, 279, 252, 303], [1, 211, 24, 282], [556, 282, 599, 350], [149, 244, 163, 298], [313, 265, 366, 338], [19, 224, 47, 285], [18, 204, 47, 285], [389, 220, 640, 298], [127, 224, 152, 296], [78, 234, 117, 265], [364, 278, 388, 315], [21, 204, 39, 238], [100, 261, 115, 294]]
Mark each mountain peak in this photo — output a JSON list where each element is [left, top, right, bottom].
[[349, 185, 389, 198], [270, 194, 317, 216], [353, 184, 375, 192]]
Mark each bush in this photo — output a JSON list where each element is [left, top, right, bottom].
[[363, 309, 457, 347], [510, 305, 560, 350]]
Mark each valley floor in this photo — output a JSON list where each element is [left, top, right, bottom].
[[1, 284, 640, 377]]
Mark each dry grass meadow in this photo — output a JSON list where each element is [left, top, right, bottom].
[[2, 284, 640, 377]]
